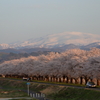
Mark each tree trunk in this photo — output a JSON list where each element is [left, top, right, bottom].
[[2, 75, 6, 78], [97, 79, 100, 86], [68, 78, 71, 83], [61, 77, 63, 82], [82, 78, 86, 85], [76, 77, 81, 84], [57, 78, 60, 82], [49, 76, 52, 82], [92, 78, 97, 85], [64, 77, 68, 83], [72, 78, 76, 84]]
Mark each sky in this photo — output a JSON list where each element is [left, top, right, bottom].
[[0, 0, 100, 44]]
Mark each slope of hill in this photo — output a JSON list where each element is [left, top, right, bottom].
[[19, 32, 100, 48], [0, 42, 100, 53], [82, 42, 100, 50], [0, 51, 51, 64]]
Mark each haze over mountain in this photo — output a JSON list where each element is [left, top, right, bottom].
[[0, 32, 100, 50]]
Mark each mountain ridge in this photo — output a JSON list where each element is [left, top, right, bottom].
[[0, 32, 100, 50], [0, 42, 100, 53]]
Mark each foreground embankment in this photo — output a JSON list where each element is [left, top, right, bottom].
[[0, 78, 100, 100]]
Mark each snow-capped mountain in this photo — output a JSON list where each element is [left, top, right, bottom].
[[0, 32, 100, 50]]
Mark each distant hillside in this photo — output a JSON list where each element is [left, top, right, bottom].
[[0, 51, 51, 63], [0, 42, 100, 53], [0, 32, 100, 50]]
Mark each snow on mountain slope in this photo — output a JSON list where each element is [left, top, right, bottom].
[[0, 44, 9, 49], [0, 32, 100, 49], [18, 32, 100, 48]]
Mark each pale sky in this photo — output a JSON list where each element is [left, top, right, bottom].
[[0, 0, 100, 44]]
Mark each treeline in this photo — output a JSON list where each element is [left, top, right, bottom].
[[0, 48, 100, 85]]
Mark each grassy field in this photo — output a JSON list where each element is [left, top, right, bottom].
[[47, 87, 100, 100], [0, 88, 36, 100], [0, 88, 27, 97], [0, 78, 100, 100], [0, 78, 37, 100]]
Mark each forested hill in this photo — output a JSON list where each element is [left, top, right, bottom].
[[0, 51, 51, 63]]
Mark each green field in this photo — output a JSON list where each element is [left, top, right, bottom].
[[0, 78, 100, 100], [0, 78, 37, 100], [47, 87, 100, 100]]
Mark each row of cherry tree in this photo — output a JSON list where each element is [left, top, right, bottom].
[[0, 48, 100, 83]]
